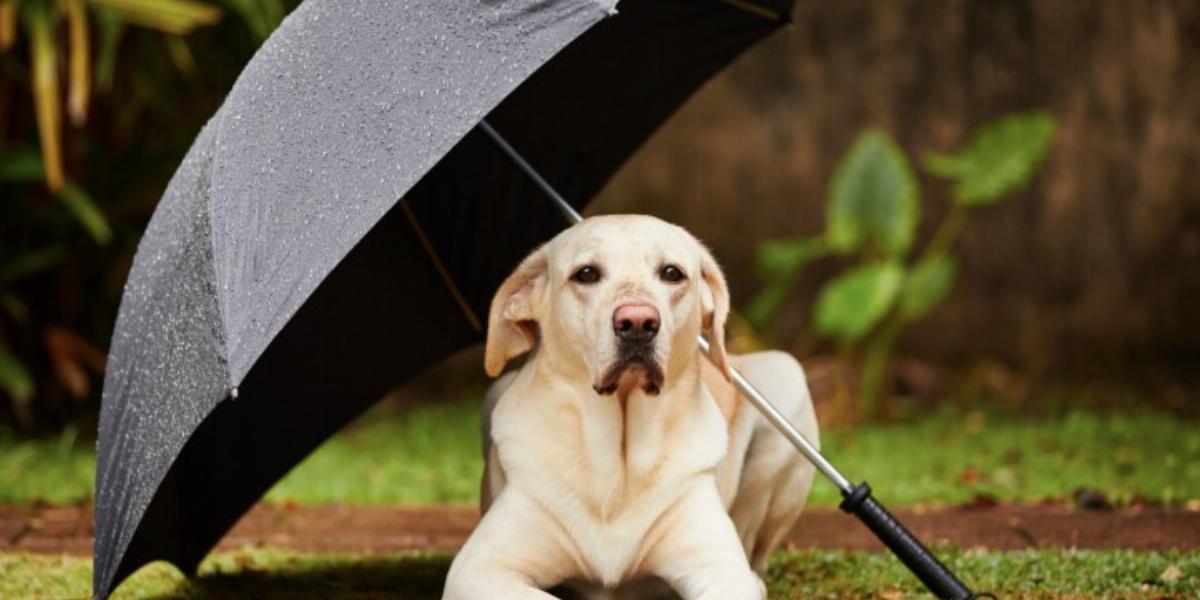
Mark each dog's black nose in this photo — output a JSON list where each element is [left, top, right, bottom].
[[613, 304, 660, 343]]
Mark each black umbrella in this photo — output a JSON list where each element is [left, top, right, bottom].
[[94, 1, 985, 598]]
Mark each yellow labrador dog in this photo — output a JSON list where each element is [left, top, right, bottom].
[[443, 215, 818, 600]]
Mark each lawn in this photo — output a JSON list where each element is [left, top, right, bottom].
[[3, 396, 1198, 508], [3, 547, 1197, 599], [3, 398, 1198, 598]]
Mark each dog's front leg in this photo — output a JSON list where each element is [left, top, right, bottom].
[[643, 485, 765, 600], [443, 490, 575, 600]]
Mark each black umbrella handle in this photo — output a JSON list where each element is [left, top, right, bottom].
[[840, 482, 988, 600]]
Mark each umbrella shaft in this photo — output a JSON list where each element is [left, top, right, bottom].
[[697, 336, 851, 491], [479, 121, 583, 223], [479, 119, 852, 494]]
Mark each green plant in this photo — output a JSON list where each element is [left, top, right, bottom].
[[748, 111, 1057, 418], [0, 0, 292, 430], [0, 0, 219, 428], [2, 0, 224, 192]]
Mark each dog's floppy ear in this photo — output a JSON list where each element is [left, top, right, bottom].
[[697, 242, 732, 380], [484, 246, 548, 377]]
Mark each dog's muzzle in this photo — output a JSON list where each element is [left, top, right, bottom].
[[594, 303, 665, 396], [593, 340, 665, 396]]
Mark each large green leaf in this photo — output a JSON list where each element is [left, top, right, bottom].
[[744, 280, 792, 333], [754, 237, 828, 280], [28, 1, 64, 191], [826, 131, 920, 257], [87, 0, 222, 35], [220, 0, 283, 40], [746, 237, 829, 331], [0, 146, 45, 182], [0, 246, 67, 283], [0, 291, 29, 323], [59, 183, 113, 245], [0, 0, 18, 52], [65, 0, 91, 125], [814, 260, 905, 342], [899, 253, 957, 320], [0, 346, 34, 402], [924, 110, 1057, 206], [93, 7, 124, 91]]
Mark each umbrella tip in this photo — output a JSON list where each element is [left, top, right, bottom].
[[230, 387, 239, 400]]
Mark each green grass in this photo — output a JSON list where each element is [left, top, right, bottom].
[[3, 547, 1196, 599], [264, 399, 484, 505], [809, 409, 1200, 507], [765, 547, 1200, 599], [0, 425, 95, 505], [2, 400, 1198, 508], [5, 401, 1195, 598]]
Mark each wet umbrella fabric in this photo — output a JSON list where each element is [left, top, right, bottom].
[[92, 0, 794, 596]]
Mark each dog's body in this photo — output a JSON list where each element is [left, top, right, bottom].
[[443, 216, 818, 600]]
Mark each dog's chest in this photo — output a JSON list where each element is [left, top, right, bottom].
[[494, 393, 729, 583], [529, 456, 701, 583]]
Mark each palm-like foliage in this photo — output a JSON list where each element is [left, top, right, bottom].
[[0, 0, 291, 430], [4, 0, 224, 191]]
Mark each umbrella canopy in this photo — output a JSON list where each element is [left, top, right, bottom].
[[93, 0, 795, 596]]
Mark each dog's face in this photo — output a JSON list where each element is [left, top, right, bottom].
[[484, 215, 730, 395]]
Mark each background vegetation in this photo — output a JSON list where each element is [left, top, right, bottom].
[[1, 0, 298, 432], [2, 1, 1198, 433], [746, 111, 1057, 417], [593, 1, 1200, 399]]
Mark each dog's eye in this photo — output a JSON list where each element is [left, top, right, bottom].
[[660, 264, 686, 283], [571, 265, 601, 284]]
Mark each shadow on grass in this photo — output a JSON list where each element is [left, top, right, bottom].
[[8, 546, 1195, 599], [147, 554, 680, 600], [146, 554, 451, 600]]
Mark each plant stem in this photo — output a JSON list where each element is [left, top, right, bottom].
[[859, 204, 969, 419], [860, 314, 903, 420], [835, 341, 857, 422], [29, 5, 64, 191], [921, 204, 968, 261]]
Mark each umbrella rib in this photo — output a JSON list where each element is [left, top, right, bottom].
[[399, 200, 484, 334], [717, 0, 783, 22]]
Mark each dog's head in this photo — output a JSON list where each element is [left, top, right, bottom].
[[484, 215, 730, 396]]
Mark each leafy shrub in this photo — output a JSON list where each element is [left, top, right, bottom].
[[0, 0, 292, 430], [748, 111, 1057, 418]]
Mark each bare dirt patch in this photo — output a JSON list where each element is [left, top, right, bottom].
[[3, 502, 1196, 557]]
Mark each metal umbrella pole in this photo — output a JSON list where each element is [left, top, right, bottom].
[[479, 120, 992, 600]]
